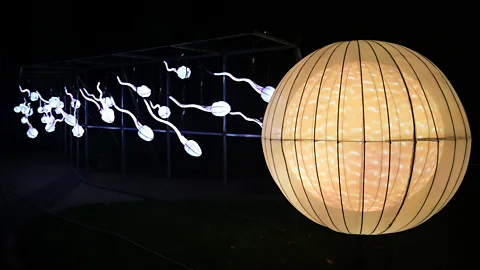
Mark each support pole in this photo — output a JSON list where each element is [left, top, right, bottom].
[[120, 69, 126, 176], [69, 88, 73, 165], [64, 94, 68, 159], [166, 71, 172, 181], [84, 74, 89, 177], [222, 54, 228, 194], [75, 77, 80, 170]]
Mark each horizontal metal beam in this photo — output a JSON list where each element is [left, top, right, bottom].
[[170, 45, 219, 55], [112, 53, 156, 60], [80, 125, 261, 138], [84, 45, 293, 71], [253, 31, 298, 48]]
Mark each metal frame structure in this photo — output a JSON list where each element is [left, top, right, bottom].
[[19, 32, 302, 187]]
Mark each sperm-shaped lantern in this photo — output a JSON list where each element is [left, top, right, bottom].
[[82, 87, 112, 108], [168, 97, 261, 127], [37, 97, 55, 125], [79, 88, 115, 124], [64, 87, 81, 111], [207, 71, 275, 103], [148, 100, 171, 119], [51, 101, 76, 127], [144, 99, 201, 157], [20, 114, 38, 139], [168, 96, 231, 117], [110, 97, 154, 142], [72, 124, 85, 138], [116, 76, 151, 98], [19, 86, 40, 102], [45, 115, 66, 133], [14, 99, 33, 117], [163, 61, 191, 79], [229, 112, 263, 127]]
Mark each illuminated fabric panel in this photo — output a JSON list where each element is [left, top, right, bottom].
[[262, 40, 471, 235]]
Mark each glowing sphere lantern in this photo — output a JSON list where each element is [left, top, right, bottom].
[[262, 41, 471, 235]]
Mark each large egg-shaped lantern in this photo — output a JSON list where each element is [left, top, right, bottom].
[[262, 41, 471, 235]]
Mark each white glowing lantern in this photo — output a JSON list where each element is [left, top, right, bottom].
[[138, 125, 154, 141], [19, 104, 30, 115], [49, 97, 60, 108], [21, 117, 28, 124], [43, 104, 51, 113], [29, 91, 39, 101], [163, 61, 192, 79], [40, 115, 49, 124], [101, 108, 115, 123], [260, 86, 275, 103], [144, 99, 201, 156], [14, 106, 21, 113], [177, 66, 191, 79], [211, 101, 231, 117], [116, 77, 151, 98], [210, 71, 275, 103], [37, 107, 44, 114], [136, 86, 152, 98], [65, 114, 77, 127], [27, 128, 38, 139], [45, 123, 55, 133], [72, 125, 84, 138], [110, 96, 153, 141], [158, 106, 171, 119], [46, 115, 55, 124], [71, 100, 81, 109], [184, 140, 202, 157]]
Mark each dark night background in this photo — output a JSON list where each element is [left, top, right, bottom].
[[0, 2, 478, 269]]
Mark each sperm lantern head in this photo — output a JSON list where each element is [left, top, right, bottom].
[[177, 66, 191, 79], [14, 106, 21, 113], [71, 100, 81, 109], [211, 101, 231, 117], [260, 86, 275, 103], [72, 125, 85, 138], [55, 107, 63, 115], [45, 123, 55, 133], [65, 114, 77, 127], [21, 117, 28, 124], [136, 86, 152, 98], [101, 108, 115, 123], [41, 115, 49, 124], [30, 92, 39, 102], [184, 140, 202, 157], [138, 125, 154, 142], [19, 104, 29, 114], [49, 97, 60, 108], [157, 106, 171, 119], [43, 104, 51, 113], [47, 115, 55, 124], [27, 127, 38, 139]]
